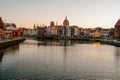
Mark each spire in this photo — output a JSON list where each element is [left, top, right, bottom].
[[65, 16, 67, 19], [34, 23, 36, 29], [63, 16, 69, 26]]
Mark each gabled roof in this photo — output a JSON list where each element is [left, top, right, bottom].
[[115, 19, 120, 26], [0, 17, 4, 24], [0, 17, 4, 29]]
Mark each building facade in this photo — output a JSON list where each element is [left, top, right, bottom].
[[4, 23, 22, 38], [114, 19, 120, 39], [62, 16, 71, 37], [0, 17, 5, 38]]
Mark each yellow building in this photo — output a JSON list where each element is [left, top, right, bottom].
[[93, 32, 101, 38]]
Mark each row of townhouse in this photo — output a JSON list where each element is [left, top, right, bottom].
[[80, 27, 114, 39], [20, 17, 116, 39], [0, 17, 22, 39], [21, 26, 114, 39]]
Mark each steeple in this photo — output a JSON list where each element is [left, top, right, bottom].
[[65, 16, 67, 20], [63, 16, 69, 26], [34, 23, 36, 29]]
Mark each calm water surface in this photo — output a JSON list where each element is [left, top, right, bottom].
[[0, 40, 120, 79]]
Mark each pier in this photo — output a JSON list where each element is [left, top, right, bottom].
[[0, 38, 26, 49]]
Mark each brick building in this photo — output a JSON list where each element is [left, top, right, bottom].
[[115, 19, 120, 39], [0, 17, 5, 38]]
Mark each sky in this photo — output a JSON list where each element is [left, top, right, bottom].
[[0, 0, 120, 28]]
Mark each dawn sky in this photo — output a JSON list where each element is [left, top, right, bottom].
[[0, 0, 120, 28]]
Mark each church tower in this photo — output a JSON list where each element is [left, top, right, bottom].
[[63, 16, 69, 26]]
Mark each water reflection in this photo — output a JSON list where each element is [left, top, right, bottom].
[[115, 48, 120, 57], [37, 40, 93, 47], [2, 40, 120, 79], [62, 43, 68, 79], [115, 47, 120, 77], [0, 50, 4, 62], [0, 45, 19, 63], [4, 45, 19, 55], [92, 42, 101, 46]]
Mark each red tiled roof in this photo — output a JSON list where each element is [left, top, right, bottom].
[[115, 19, 120, 26]]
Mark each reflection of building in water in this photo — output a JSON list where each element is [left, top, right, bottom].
[[92, 42, 101, 46], [62, 42, 67, 79], [37, 40, 74, 46], [63, 40, 67, 46], [61, 40, 73, 46], [0, 45, 19, 62], [115, 47, 120, 77], [116, 48, 120, 57], [0, 51, 4, 62], [5, 45, 19, 54]]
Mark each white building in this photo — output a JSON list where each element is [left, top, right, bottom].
[[4, 23, 16, 30], [101, 29, 110, 38], [69, 26, 80, 37], [62, 16, 71, 37], [46, 21, 59, 36]]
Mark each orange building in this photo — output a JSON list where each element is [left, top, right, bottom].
[[13, 29, 22, 38], [114, 19, 120, 39], [0, 29, 5, 38], [0, 17, 5, 38]]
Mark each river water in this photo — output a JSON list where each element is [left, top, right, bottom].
[[0, 40, 120, 79]]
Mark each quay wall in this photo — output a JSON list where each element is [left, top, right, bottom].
[[0, 38, 26, 49]]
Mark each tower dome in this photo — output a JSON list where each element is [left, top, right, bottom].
[[50, 21, 55, 27], [63, 16, 69, 26]]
